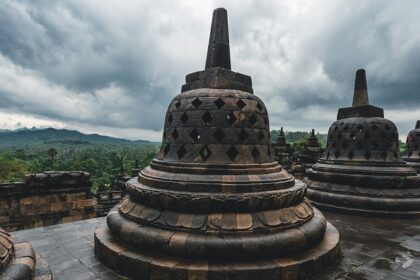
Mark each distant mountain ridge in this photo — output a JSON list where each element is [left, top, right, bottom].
[[0, 127, 154, 147]]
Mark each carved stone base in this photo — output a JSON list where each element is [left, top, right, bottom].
[[94, 219, 340, 280], [405, 161, 420, 173], [305, 180, 420, 217]]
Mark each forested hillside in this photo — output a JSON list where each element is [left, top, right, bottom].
[[0, 128, 160, 190]]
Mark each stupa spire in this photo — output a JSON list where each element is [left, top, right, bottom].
[[352, 69, 369, 107], [280, 127, 284, 136], [311, 128, 315, 137], [205, 8, 231, 70]]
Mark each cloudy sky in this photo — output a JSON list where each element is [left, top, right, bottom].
[[0, 0, 419, 141]]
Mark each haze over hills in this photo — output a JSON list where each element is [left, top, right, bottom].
[[0, 127, 156, 148]]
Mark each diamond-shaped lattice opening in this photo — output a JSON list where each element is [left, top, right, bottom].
[[214, 98, 225, 109], [357, 124, 363, 131], [226, 111, 237, 125], [199, 145, 212, 161], [251, 146, 260, 159], [264, 117, 268, 127], [334, 150, 340, 158], [163, 131, 167, 140], [256, 102, 263, 111], [349, 133, 356, 140], [381, 151, 388, 160], [163, 144, 170, 156], [189, 129, 200, 141], [177, 146, 187, 159], [239, 129, 248, 142], [365, 151, 371, 159], [334, 126, 338, 131], [236, 99, 246, 110], [192, 98, 202, 108], [258, 130, 265, 141], [180, 112, 189, 124], [371, 124, 378, 130], [371, 141, 378, 150], [175, 100, 181, 108], [227, 145, 239, 161], [342, 141, 348, 148], [202, 111, 213, 125], [385, 125, 390, 131], [168, 114, 173, 125], [344, 125, 349, 130], [348, 150, 354, 159], [172, 129, 179, 140], [249, 114, 258, 125], [213, 128, 225, 142]]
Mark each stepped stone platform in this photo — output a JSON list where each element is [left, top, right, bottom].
[[11, 213, 420, 280]]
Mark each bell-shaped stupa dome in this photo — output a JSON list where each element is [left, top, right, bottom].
[[299, 129, 324, 166], [403, 121, 420, 172], [272, 127, 293, 167], [305, 69, 420, 217], [94, 8, 340, 279]]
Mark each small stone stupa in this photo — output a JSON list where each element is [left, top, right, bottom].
[[94, 8, 340, 279], [305, 69, 420, 217], [0, 227, 51, 279], [272, 127, 293, 168], [299, 129, 324, 166], [403, 121, 420, 172]]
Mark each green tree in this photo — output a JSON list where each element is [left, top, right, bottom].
[[0, 152, 28, 183], [47, 148, 58, 161]]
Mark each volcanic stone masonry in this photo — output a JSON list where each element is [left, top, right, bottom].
[[305, 69, 420, 217], [299, 129, 324, 167], [0, 171, 96, 231], [403, 121, 420, 172], [94, 7, 340, 280], [272, 127, 293, 170], [0, 227, 52, 279]]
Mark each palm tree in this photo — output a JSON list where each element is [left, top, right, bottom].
[[47, 148, 58, 162]]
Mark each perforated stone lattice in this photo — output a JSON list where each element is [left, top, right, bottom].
[[159, 91, 272, 163], [405, 129, 420, 158], [323, 118, 400, 162]]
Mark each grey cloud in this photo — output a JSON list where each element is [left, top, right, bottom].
[[0, 0, 420, 140]]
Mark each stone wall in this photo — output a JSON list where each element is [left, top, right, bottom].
[[0, 171, 96, 231]]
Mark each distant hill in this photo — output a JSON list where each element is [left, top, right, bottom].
[[0, 127, 155, 148]]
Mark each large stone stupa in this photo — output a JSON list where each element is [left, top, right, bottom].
[[95, 8, 340, 279], [306, 69, 420, 217], [403, 121, 420, 172]]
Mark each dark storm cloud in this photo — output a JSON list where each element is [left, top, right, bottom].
[[0, 0, 419, 140]]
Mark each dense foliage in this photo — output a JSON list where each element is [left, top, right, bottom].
[[270, 130, 328, 147], [0, 128, 160, 191], [0, 128, 409, 189]]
